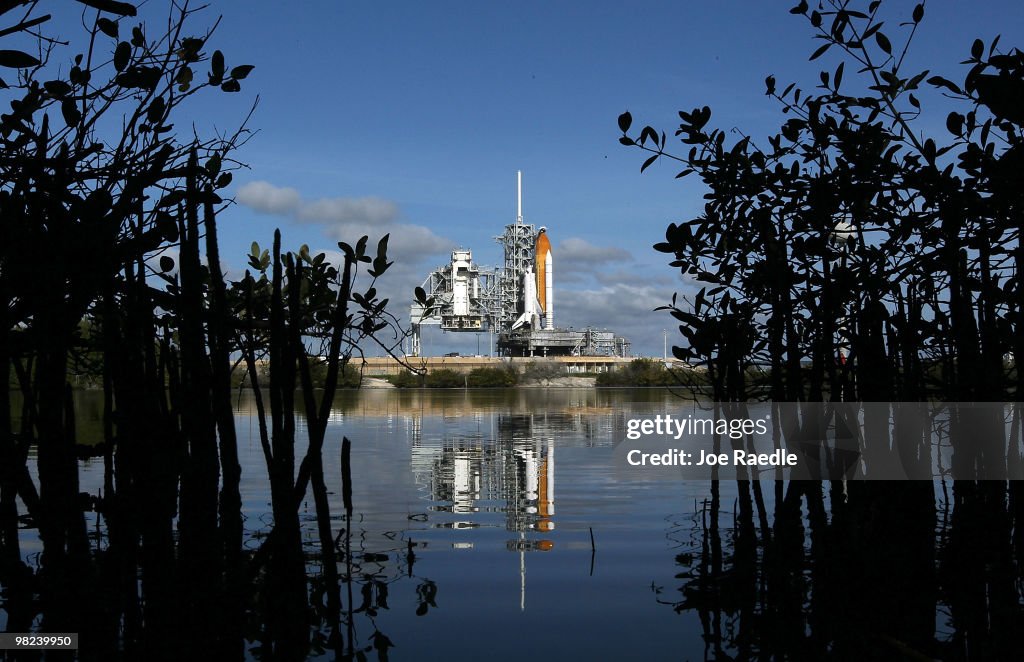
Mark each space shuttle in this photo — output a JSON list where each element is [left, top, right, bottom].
[[511, 172, 555, 332]]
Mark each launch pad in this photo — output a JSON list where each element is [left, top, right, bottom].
[[409, 172, 630, 358]]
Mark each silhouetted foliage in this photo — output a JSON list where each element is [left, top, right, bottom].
[[622, 0, 1024, 410], [0, 2, 256, 656], [622, 1, 1024, 658], [0, 2, 422, 659]]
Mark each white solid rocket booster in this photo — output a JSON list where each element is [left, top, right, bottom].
[[544, 250, 553, 330]]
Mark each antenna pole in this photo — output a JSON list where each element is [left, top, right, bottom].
[[517, 170, 522, 225]]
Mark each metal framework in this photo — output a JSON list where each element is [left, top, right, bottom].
[[408, 171, 630, 358]]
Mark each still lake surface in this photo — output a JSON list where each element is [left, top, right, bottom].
[[18, 388, 757, 659]]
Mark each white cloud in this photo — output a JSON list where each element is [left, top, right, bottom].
[[319, 221, 452, 256], [593, 268, 674, 288], [234, 178, 453, 265], [236, 180, 302, 216], [299, 196, 399, 225], [552, 237, 635, 284], [557, 237, 632, 264]]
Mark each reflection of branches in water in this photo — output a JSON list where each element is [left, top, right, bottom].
[[316, 510, 441, 661], [654, 480, 1024, 661]]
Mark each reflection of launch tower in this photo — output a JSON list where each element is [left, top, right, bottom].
[[409, 411, 571, 612], [409, 414, 557, 534], [408, 172, 630, 357]]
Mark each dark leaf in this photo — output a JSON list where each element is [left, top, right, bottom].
[[971, 38, 984, 59], [159, 256, 174, 272], [338, 241, 354, 261], [61, 98, 81, 127], [175, 66, 193, 88], [221, 79, 240, 92], [146, 96, 165, 124], [617, 110, 632, 133], [44, 80, 72, 98], [215, 172, 232, 188], [230, 64, 254, 80], [809, 42, 831, 61], [75, 0, 137, 16], [117, 65, 161, 90], [912, 4, 924, 22], [640, 154, 658, 173], [875, 31, 892, 55], [834, 62, 844, 90], [923, 138, 936, 162], [946, 111, 964, 136], [114, 41, 130, 71], [927, 75, 962, 95], [211, 49, 225, 78], [0, 50, 40, 68], [206, 154, 221, 175], [97, 17, 118, 38]]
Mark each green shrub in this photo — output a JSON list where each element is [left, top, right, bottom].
[[307, 361, 362, 388], [390, 371, 424, 388], [521, 361, 564, 381], [425, 369, 464, 388], [466, 366, 518, 387], [595, 358, 706, 387]]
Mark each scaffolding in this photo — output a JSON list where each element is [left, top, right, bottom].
[[407, 171, 630, 358]]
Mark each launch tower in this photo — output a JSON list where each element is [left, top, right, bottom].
[[409, 172, 630, 358]]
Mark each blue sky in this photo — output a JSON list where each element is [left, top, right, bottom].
[[52, 1, 1024, 356]]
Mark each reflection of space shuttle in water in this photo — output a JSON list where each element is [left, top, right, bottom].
[[409, 415, 556, 535], [408, 413, 564, 611], [509, 438, 555, 532]]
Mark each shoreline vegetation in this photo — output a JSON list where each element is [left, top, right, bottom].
[[54, 357, 713, 390], [384, 358, 708, 388]]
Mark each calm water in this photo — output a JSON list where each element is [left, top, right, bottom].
[[14, 388, 748, 659], [272, 388, 712, 660]]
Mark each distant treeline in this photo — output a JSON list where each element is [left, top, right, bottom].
[[594, 358, 709, 387], [385, 358, 710, 388]]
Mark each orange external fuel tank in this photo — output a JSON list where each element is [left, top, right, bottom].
[[535, 229, 551, 315]]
